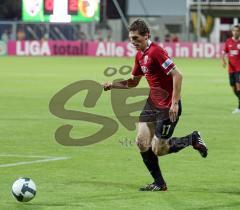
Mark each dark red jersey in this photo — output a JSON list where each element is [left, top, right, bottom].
[[223, 37, 240, 73], [132, 41, 175, 108]]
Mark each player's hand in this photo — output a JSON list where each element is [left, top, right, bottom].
[[102, 82, 112, 91], [169, 102, 179, 122]]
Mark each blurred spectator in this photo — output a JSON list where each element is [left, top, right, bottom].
[[78, 31, 86, 40], [164, 33, 171, 42], [95, 23, 112, 42], [8, 28, 14, 40], [98, 37, 103, 42], [172, 34, 179, 42], [17, 30, 26, 40], [95, 30, 103, 42], [153, 36, 160, 43], [17, 25, 26, 40], [41, 33, 49, 41], [1, 29, 9, 42], [106, 31, 112, 42]]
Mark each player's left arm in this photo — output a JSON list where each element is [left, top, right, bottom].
[[222, 41, 229, 68], [169, 66, 183, 122], [222, 51, 228, 68]]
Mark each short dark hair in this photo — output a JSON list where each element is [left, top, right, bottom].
[[129, 19, 150, 36], [232, 24, 240, 30]]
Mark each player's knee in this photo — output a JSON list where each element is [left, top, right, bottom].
[[152, 146, 169, 156], [236, 82, 240, 91], [136, 135, 149, 152], [152, 138, 169, 156]]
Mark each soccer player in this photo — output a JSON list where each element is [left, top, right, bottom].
[[103, 19, 208, 191], [222, 25, 240, 114]]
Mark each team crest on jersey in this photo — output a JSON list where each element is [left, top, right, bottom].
[[237, 44, 240, 49], [141, 66, 148, 73], [144, 55, 149, 64]]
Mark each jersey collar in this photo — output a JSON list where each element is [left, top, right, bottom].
[[141, 40, 152, 54]]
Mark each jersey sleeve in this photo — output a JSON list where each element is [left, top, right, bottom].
[[132, 54, 144, 76], [152, 48, 175, 75]]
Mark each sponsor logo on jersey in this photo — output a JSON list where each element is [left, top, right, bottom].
[[144, 55, 149, 64], [162, 58, 173, 69], [230, 50, 239, 55], [141, 66, 148, 73]]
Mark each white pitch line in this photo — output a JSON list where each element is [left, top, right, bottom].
[[0, 156, 70, 168], [0, 154, 62, 158], [0, 154, 58, 158]]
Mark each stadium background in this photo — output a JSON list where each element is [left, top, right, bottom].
[[0, 0, 240, 209]]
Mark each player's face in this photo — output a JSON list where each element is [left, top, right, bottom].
[[129, 30, 149, 51], [232, 27, 240, 39]]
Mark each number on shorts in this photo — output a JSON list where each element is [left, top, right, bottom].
[[162, 124, 171, 136]]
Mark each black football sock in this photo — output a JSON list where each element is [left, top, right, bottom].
[[140, 148, 165, 186], [168, 133, 193, 153]]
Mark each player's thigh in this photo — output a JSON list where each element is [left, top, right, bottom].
[[236, 83, 240, 91], [229, 73, 236, 87], [152, 118, 179, 156], [155, 101, 182, 139], [155, 118, 179, 139], [136, 122, 155, 152], [234, 72, 240, 91]]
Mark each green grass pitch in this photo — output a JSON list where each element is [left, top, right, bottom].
[[0, 56, 239, 210]]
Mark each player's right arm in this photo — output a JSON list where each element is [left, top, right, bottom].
[[103, 75, 142, 91], [222, 51, 228, 68], [222, 41, 228, 68], [103, 54, 143, 91]]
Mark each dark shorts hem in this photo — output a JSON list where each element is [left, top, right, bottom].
[[139, 99, 182, 123], [139, 99, 182, 139], [229, 72, 240, 86]]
